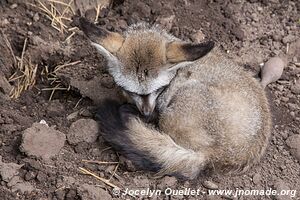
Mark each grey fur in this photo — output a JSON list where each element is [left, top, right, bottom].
[[83, 21, 271, 179]]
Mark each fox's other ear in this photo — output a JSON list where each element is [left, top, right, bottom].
[[77, 17, 124, 53], [166, 41, 214, 63]]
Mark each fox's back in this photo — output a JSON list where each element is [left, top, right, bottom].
[[157, 50, 271, 172]]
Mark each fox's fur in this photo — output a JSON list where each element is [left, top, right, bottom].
[[77, 18, 272, 179]]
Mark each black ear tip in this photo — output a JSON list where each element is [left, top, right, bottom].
[[181, 40, 215, 61]]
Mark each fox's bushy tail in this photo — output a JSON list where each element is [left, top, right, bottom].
[[96, 100, 207, 179]]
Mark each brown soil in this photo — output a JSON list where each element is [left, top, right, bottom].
[[0, 0, 299, 199]]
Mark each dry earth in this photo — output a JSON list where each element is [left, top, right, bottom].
[[0, 0, 299, 199]]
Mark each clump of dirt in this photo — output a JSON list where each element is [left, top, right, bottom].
[[20, 123, 66, 161], [67, 119, 99, 145], [0, 0, 299, 199]]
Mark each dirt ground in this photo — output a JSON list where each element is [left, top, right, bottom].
[[0, 0, 299, 199]]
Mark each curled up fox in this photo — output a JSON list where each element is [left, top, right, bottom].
[[77, 17, 271, 179]]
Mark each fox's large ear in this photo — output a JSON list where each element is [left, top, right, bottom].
[[77, 17, 124, 53], [166, 41, 214, 63]]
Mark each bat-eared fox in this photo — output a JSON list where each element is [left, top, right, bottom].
[[76, 17, 271, 179]]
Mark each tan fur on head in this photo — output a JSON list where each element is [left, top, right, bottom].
[[101, 32, 124, 53], [166, 42, 189, 63], [77, 19, 214, 94]]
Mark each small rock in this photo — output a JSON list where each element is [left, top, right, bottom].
[[257, 6, 263, 11], [66, 189, 77, 200], [280, 130, 289, 140], [0, 18, 9, 27], [22, 158, 42, 170], [252, 173, 261, 184], [290, 111, 295, 118], [133, 176, 150, 188], [250, 13, 259, 22], [10, 3, 18, 9], [273, 180, 292, 200], [118, 19, 128, 30], [157, 176, 177, 189], [67, 111, 79, 120], [272, 34, 281, 42], [33, 13, 39, 22], [282, 35, 296, 44], [190, 29, 206, 43], [20, 123, 66, 160], [135, 2, 151, 18], [77, 184, 111, 200], [99, 7, 109, 18], [261, 56, 286, 88], [0, 159, 23, 182], [275, 84, 284, 91], [46, 100, 65, 117], [279, 165, 286, 170], [287, 103, 299, 111], [234, 29, 245, 41], [7, 176, 22, 187], [162, 176, 177, 187], [156, 15, 175, 31], [287, 38, 300, 59], [106, 25, 114, 31], [55, 189, 66, 200], [67, 119, 99, 144], [36, 171, 47, 182], [31, 35, 45, 46], [286, 134, 300, 162], [62, 176, 76, 186], [280, 97, 289, 102], [119, 156, 137, 171], [11, 181, 35, 193], [79, 108, 93, 117], [24, 171, 36, 181], [74, 142, 90, 153], [202, 180, 218, 190], [290, 67, 300, 76], [291, 80, 300, 94], [90, 148, 102, 157]]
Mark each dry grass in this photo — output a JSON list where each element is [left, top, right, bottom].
[[41, 60, 81, 101], [1, 31, 17, 65], [8, 38, 38, 99], [82, 159, 119, 165], [79, 167, 121, 189], [28, 0, 108, 42], [29, 0, 108, 34], [29, 0, 74, 33], [79, 167, 136, 198], [79, 154, 136, 198]]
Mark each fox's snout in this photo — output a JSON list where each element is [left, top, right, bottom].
[[129, 94, 155, 117], [135, 95, 156, 117]]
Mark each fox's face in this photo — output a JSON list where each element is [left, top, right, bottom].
[[78, 18, 214, 116]]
